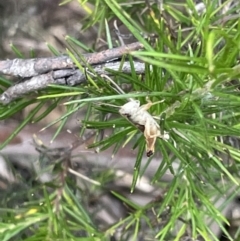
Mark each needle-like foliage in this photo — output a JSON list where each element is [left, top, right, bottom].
[[1, 0, 240, 240]]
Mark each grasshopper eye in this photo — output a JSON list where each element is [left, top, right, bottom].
[[120, 111, 130, 118], [123, 113, 131, 118]]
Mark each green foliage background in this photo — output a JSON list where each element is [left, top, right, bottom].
[[1, 0, 240, 240]]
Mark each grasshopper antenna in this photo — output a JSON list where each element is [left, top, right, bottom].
[[113, 20, 128, 46], [100, 74, 133, 102]]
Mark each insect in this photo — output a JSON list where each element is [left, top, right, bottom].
[[101, 75, 169, 157], [119, 98, 169, 157]]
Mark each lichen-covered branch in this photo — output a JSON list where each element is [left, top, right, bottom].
[[0, 42, 145, 105], [0, 42, 143, 78]]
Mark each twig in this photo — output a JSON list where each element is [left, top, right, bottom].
[[0, 42, 145, 105], [0, 42, 143, 78], [0, 61, 145, 104]]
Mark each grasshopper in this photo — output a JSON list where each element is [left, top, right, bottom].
[[119, 99, 169, 157], [101, 75, 169, 157]]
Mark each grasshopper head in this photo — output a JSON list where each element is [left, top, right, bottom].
[[119, 100, 140, 117]]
